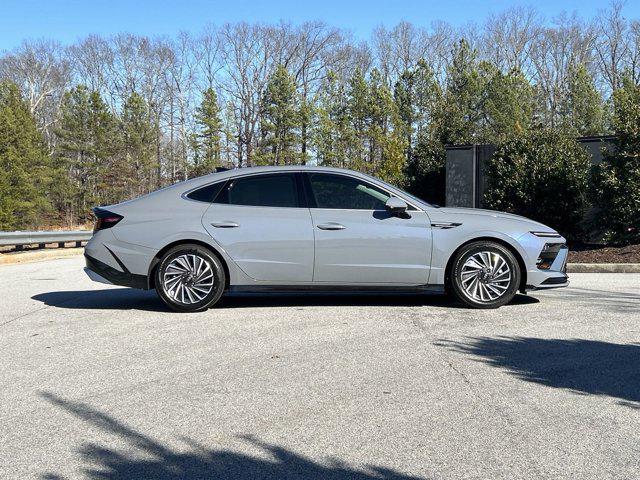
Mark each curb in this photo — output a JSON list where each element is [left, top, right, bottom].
[[567, 263, 640, 273], [0, 248, 84, 266]]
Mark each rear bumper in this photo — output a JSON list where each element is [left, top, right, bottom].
[[84, 253, 148, 289], [83, 267, 113, 285]]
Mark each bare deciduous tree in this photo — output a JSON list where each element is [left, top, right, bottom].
[[595, 1, 630, 91], [530, 13, 596, 126], [0, 39, 71, 146], [483, 6, 541, 77]]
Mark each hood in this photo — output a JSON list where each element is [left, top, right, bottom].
[[436, 207, 554, 231]]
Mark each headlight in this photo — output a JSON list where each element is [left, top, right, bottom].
[[530, 231, 562, 238]]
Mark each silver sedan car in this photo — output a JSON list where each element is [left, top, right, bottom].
[[84, 166, 569, 311]]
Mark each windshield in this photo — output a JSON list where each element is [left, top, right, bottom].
[[361, 173, 439, 208]]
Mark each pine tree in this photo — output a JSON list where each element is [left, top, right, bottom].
[[120, 92, 157, 198], [194, 87, 222, 175], [367, 68, 406, 183], [55, 85, 118, 222], [440, 39, 488, 144], [404, 40, 489, 205], [565, 64, 605, 136], [314, 71, 352, 168], [258, 65, 301, 165], [483, 67, 536, 142], [0, 82, 52, 230], [590, 77, 640, 244], [394, 59, 439, 162], [347, 68, 370, 171]]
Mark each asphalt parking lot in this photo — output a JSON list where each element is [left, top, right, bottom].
[[1, 255, 639, 479]]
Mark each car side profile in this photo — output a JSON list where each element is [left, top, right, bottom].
[[84, 166, 569, 311]]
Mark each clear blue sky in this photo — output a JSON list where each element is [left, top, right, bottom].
[[1, 0, 637, 51]]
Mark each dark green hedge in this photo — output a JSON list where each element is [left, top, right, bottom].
[[484, 130, 591, 241]]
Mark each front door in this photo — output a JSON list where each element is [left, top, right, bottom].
[[305, 172, 432, 284], [202, 172, 314, 282]]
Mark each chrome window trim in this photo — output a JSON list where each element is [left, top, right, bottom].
[[181, 180, 228, 204]]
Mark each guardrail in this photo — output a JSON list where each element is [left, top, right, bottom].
[[0, 230, 93, 249]]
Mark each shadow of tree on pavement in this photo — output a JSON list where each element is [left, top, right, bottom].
[[437, 336, 640, 408], [40, 392, 428, 480]]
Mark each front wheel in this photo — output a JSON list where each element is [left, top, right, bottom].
[[155, 244, 226, 312], [448, 241, 521, 309]]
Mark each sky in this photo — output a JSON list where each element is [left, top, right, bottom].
[[1, 0, 638, 51]]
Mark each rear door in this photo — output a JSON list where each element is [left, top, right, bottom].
[[201, 172, 314, 282], [305, 172, 432, 284]]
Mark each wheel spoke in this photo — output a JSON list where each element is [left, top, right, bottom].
[[492, 270, 510, 281], [493, 256, 505, 274], [461, 273, 477, 285], [166, 279, 181, 299], [185, 285, 196, 303], [166, 264, 187, 274], [485, 283, 502, 297], [195, 265, 212, 283]]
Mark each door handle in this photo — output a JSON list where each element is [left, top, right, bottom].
[[211, 221, 239, 228], [317, 222, 346, 230]]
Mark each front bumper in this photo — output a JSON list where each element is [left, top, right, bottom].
[[525, 243, 569, 290]]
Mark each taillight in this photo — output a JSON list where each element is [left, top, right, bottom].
[[93, 208, 123, 232]]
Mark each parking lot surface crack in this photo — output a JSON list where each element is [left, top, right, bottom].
[[410, 316, 546, 478]]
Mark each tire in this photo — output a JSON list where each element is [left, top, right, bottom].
[[154, 243, 226, 312], [448, 241, 520, 309]]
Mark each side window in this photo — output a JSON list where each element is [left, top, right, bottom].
[[216, 173, 299, 208], [185, 182, 225, 203], [308, 173, 391, 210]]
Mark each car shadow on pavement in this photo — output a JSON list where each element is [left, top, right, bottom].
[[437, 336, 640, 409], [32, 289, 169, 312], [31, 289, 538, 311], [221, 293, 538, 309], [39, 391, 428, 480]]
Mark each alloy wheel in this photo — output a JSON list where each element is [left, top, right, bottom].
[[459, 251, 512, 302], [162, 253, 214, 305]]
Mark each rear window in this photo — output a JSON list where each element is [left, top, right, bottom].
[[215, 174, 299, 208], [186, 182, 225, 203]]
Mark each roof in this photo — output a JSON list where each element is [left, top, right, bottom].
[[181, 165, 372, 189], [155, 165, 430, 210]]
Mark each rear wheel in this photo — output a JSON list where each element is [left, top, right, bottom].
[[449, 241, 520, 309], [155, 244, 225, 312]]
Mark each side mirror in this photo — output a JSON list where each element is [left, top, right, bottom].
[[385, 197, 408, 215]]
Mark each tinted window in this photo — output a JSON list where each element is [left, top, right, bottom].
[[218, 174, 299, 208], [308, 173, 391, 210], [186, 182, 226, 203]]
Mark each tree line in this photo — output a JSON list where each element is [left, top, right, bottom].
[[0, 3, 639, 243]]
